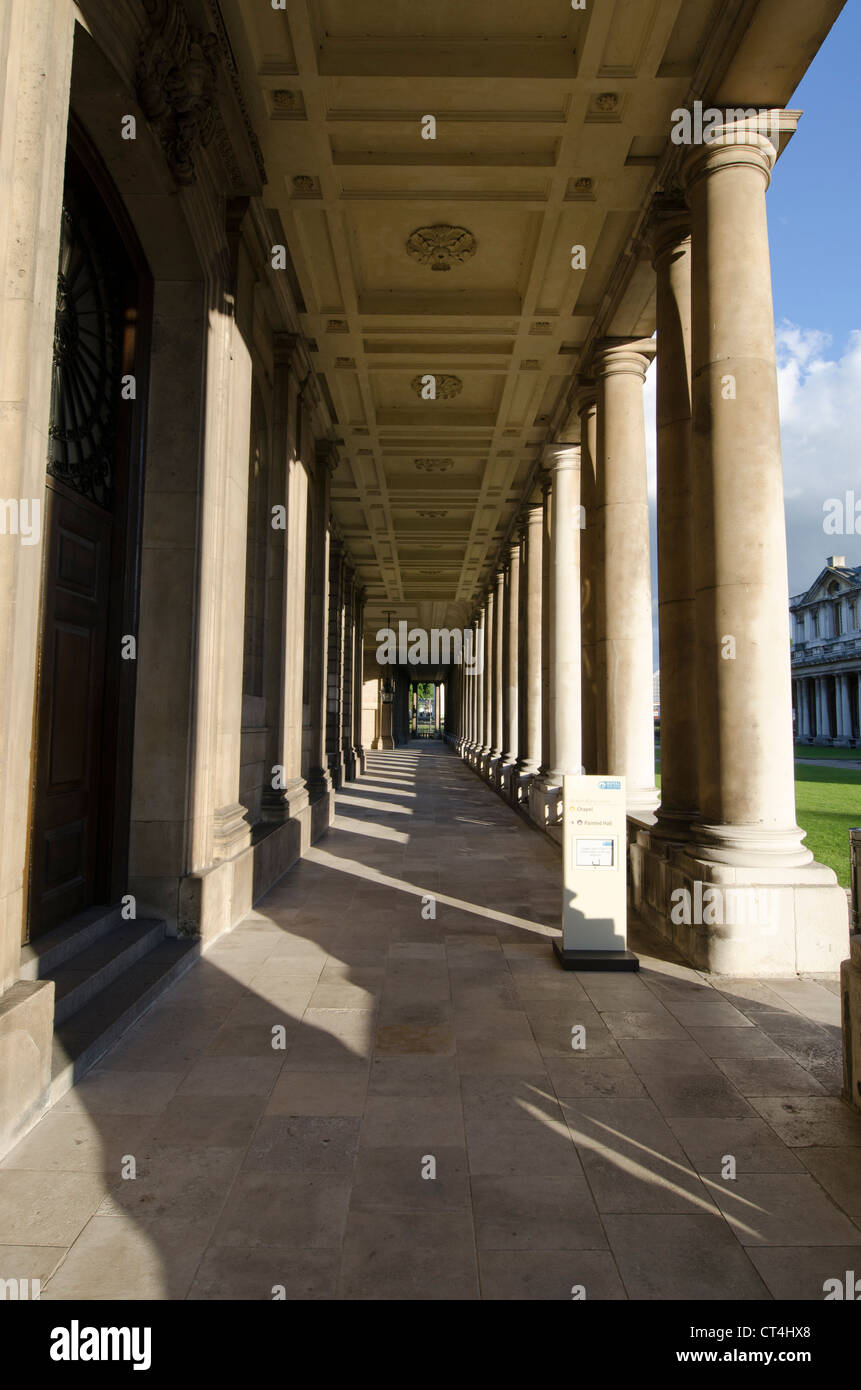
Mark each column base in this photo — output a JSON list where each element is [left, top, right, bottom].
[[212, 802, 253, 861], [648, 810, 697, 843], [627, 786, 660, 821], [510, 766, 538, 805], [485, 754, 503, 788], [306, 766, 334, 802], [371, 736, 395, 750], [841, 934, 861, 1113], [260, 779, 311, 825], [629, 825, 850, 975], [498, 760, 518, 797], [528, 776, 562, 828], [682, 820, 814, 870], [0, 981, 53, 1159]]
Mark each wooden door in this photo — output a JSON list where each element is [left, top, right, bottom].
[[26, 125, 150, 940]]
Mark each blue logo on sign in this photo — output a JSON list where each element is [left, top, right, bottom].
[[599, 780, 621, 790]]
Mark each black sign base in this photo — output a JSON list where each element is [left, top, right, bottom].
[[552, 941, 640, 971]]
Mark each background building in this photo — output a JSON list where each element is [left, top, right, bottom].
[[791, 556, 861, 745]]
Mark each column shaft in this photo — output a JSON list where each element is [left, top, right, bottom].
[[684, 125, 807, 860], [503, 543, 520, 767], [594, 339, 658, 811], [652, 207, 699, 835], [521, 505, 543, 775]]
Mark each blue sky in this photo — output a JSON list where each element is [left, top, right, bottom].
[[769, 0, 860, 353], [646, 1, 860, 659]]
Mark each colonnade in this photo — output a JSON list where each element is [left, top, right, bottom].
[[447, 119, 849, 981], [794, 672, 861, 746]]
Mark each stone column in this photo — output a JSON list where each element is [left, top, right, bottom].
[[481, 588, 494, 768], [353, 587, 366, 772], [373, 676, 394, 750], [326, 539, 346, 789], [670, 115, 846, 976], [472, 613, 483, 760], [471, 610, 486, 763], [520, 503, 544, 781], [814, 678, 828, 743], [261, 336, 310, 839], [342, 569, 356, 779], [538, 473, 552, 780], [836, 673, 853, 747], [682, 124, 810, 858], [594, 338, 658, 814], [650, 200, 699, 837], [547, 446, 583, 782], [305, 443, 335, 809], [796, 678, 809, 740], [529, 446, 582, 826], [489, 567, 505, 783], [0, 0, 77, 1152], [578, 388, 599, 775], [501, 541, 520, 793]]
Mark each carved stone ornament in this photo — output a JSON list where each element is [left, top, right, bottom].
[[410, 374, 463, 400], [406, 224, 477, 271], [415, 458, 454, 472], [136, 0, 220, 186]]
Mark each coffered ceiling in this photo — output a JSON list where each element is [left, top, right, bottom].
[[221, 0, 845, 634]]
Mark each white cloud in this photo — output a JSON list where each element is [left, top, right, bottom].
[[777, 323, 861, 593], [646, 322, 861, 661]]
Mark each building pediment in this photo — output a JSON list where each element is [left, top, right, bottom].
[[793, 564, 861, 609]]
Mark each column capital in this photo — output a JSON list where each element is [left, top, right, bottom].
[[507, 539, 521, 563], [542, 442, 581, 473], [593, 338, 656, 383], [647, 192, 691, 268], [574, 378, 598, 413], [682, 122, 781, 194]]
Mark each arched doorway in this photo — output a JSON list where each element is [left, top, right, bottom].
[[26, 117, 152, 940]]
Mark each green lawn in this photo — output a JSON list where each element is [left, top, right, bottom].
[[655, 747, 860, 885], [795, 763, 861, 887], [794, 746, 861, 761]]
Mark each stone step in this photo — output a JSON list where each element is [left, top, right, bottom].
[[49, 938, 199, 1104], [20, 903, 125, 981], [50, 919, 167, 1026]]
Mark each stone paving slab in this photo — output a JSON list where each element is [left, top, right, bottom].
[[1, 744, 859, 1300]]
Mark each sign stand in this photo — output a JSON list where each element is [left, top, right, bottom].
[[553, 773, 639, 972]]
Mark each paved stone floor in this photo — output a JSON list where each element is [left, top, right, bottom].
[[2, 745, 860, 1300]]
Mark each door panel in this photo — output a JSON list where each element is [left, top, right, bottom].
[[30, 483, 112, 932]]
